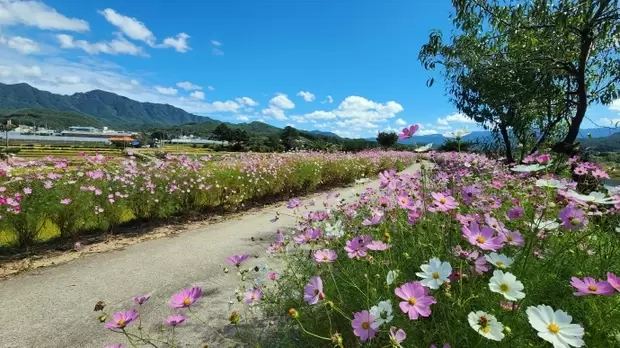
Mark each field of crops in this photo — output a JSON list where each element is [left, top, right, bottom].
[[0, 150, 417, 249]]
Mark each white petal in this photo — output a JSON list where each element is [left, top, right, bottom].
[[558, 332, 585, 347], [527, 306, 550, 332]]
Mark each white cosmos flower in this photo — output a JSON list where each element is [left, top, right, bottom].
[[489, 270, 525, 301], [605, 185, 620, 195], [386, 270, 400, 285], [535, 179, 567, 189], [511, 163, 552, 173], [484, 253, 514, 269], [414, 143, 433, 152], [526, 219, 560, 231], [567, 190, 620, 205], [526, 305, 585, 348], [324, 220, 344, 238], [415, 258, 452, 289], [467, 311, 505, 341], [369, 300, 393, 329], [616, 226, 620, 233], [355, 178, 371, 184]]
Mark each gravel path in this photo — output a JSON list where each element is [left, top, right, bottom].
[[0, 164, 421, 348]]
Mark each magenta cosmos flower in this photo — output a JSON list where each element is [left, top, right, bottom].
[[608, 272, 620, 292], [462, 221, 503, 251], [430, 192, 459, 212], [351, 310, 377, 341], [169, 287, 202, 308], [226, 253, 249, 267], [559, 206, 588, 230], [303, 276, 325, 305], [60, 198, 72, 205], [134, 296, 150, 305], [105, 345, 123, 348], [344, 236, 369, 258], [396, 191, 416, 210], [164, 314, 186, 327], [570, 277, 615, 296], [399, 124, 420, 139], [389, 327, 406, 346], [314, 249, 337, 263], [104, 310, 138, 329], [394, 281, 436, 320], [507, 206, 524, 220], [243, 288, 262, 306]]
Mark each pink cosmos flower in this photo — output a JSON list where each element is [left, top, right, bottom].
[[344, 236, 369, 258], [314, 249, 337, 263], [507, 206, 524, 220], [105, 345, 123, 348], [244, 288, 262, 305], [303, 276, 324, 305], [23, 187, 32, 195], [500, 300, 520, 311], [536, 154, 551, 164], [351, 310, 377, 341], [366, 240, 389, 251], [164, 314, 186, 327], [267, 272, 278, 280], [226, 254, 249, 267], [462, 221, 503, 251], [559, 206, 588, 230], [399, 124, 420, 139], [60, 198, 72, 205], [362, 209, 384, 226], [473, 256, 490, 275], [607, 273, 620, 292], [430, 192, 459, 212], [287, 198, 303, 209], [169, 287, 202, 308], [396, 191, 415, 210], [134, 296, 150, 305], [461, 185, 480, 205], [389, 327, 406, 346], [570, 277, 615, 296], [104, 310, 138, 329], [394, 281, 436, 320], [500, 230, 525, 247]]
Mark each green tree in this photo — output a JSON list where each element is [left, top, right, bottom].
[[376, 132, 398, 148], [213, 123, 232, 141], [280, 126, 300, 151]]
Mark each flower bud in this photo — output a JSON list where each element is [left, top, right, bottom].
[[504, 326, 512, 335], [288, 308, 299, 319], [97, 314, 107, 323], [229, 311, 241, 325], [331, 333, 343, 345], [94, 300, 106, 312]]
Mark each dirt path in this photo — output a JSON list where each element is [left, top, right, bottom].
[[0, 164, 421, 348]]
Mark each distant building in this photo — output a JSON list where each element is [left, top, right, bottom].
[[61, 126, 138, 138]]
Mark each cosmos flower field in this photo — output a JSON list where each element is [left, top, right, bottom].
[[0, 151, 415, 249], [97, 150, 620, 348]]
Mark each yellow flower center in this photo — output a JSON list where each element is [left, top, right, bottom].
[[118, 319, 126, 327], [323, 255, 329, 260], [183, 297, 192, 306], [548, 323, 560, 334], [507, 235, 514, 241], [496, 261, 505, 267], [499, 283, 510, 292], [432, 272, 440, 279], [361, 322, 370, 330], [481, 326, 491, 334], [587, 285, 597, 292], [570, 218, 580, 226], [440, 198, 447, 204], [408, 297, 417, 305], [476, 236, 486, 244]]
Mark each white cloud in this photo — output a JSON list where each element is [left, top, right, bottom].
[[395, 118, 407, 126], [161, 33, 190, 53], [610, 99, 620, 112], [269, 93, 295, 109], [207, 85, 215, 91], [262, 106, 288, 120], [0, 35, 39, 54], [445, 112, 475, 123], [335, 96, 403, 122], [0, 64, 42, 78], [321, 95, 334, 104], [417, 129, 439, 135], [437, 118, 449, 126], [211, 40, 222, 46], [297, 91, 315, 102], [303, 110, 337, 120], [436, 125, 451, 130], [382, 126, 399, 133], [235, 97, 258, 107], [130, 79, 140, 86], [599, 117, 620, 127], [56, 34, 145, 56], [190, 91, 204, 100], [212, 100, 241, 112], [155, 86, 177, 95], [0, 0, 89, 32], [58, 75, 81, 84], [236, 115, 249, 122], [99, 8, 155, 45], [212, 48, 224, 56], [176, 81, 201, 91], [291, 115, 307, 123], [244, 107, 254, 112]]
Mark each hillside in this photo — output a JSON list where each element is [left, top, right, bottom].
[[0, 83, 213, 127], [0, 109, 104, 129], [581, 132, 620, 152]]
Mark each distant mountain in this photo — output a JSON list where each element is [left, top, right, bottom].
[[0, 108, 104, 130], [310, 130, 341, 138], [0, 82, 215, 126]]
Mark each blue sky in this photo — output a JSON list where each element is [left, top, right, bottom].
[[0, 0, 618, 138]]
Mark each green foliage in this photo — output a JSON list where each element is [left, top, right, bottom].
[[0, 108, 104, 130], [376, 132, 398, 148]]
